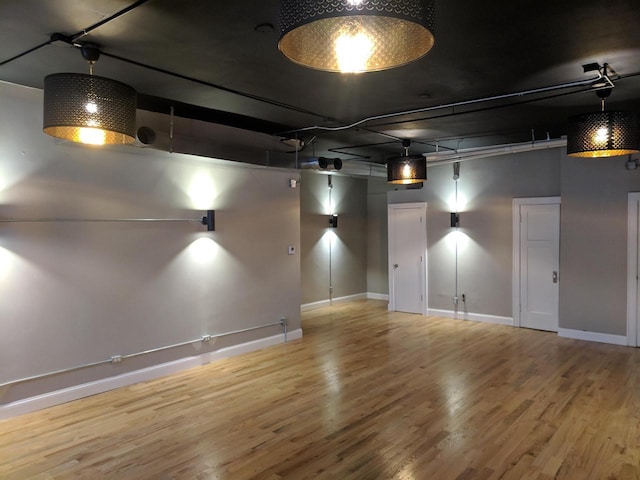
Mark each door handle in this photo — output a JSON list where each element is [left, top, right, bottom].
[[393, 264, 399, 269], [552, 271, 558, 283]]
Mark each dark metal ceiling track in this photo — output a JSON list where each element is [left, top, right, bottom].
[[99, 51, 324, 119], [0, 0, 152, 67]]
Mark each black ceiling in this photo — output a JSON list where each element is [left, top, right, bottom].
[[1, 0, 640, 165]]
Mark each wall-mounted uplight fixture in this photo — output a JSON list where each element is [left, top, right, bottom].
[[201, 210, 216, 231], [43, 45, 137, 146], [329, 214, 338, 228], [450, 212, 460, 228]]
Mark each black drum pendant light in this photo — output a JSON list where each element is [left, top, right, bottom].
[[278, 0, 435, 73], [43, 45, 136, 145], [387, 140, 427, 184], [567, 86, 639, 158]]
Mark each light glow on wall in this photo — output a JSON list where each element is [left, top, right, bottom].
[[323, 229, 337, 244], [185, 236, 219, 263], [188, 173, 217, 210], [447, 192, 468, 213], [444, 230, 470, 254], [0, 246, 15, 281]]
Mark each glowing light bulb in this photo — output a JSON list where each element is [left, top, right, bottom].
[[78, 127, 106, 145], [402, 163, 412, 178], [335, 25, 373, 73], [85, 102, 98, 114], [593, 127, 609, 145]]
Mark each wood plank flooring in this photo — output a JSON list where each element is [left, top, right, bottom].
[[1, 300, 639, 479]]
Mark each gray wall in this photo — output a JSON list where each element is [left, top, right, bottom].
[[389, 149, 561, 316], [367, 176, 394, 295], [0, 81, 301, 404], [300, 171, 367, 304], [560, 154, 640, 335]]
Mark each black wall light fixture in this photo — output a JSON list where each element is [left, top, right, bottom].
[[329, 214, 338, 228], [278, 0, 436, 73], [201, 210, 216, 231], [43, 45, 137, 145], [450, 212, 460, 228]]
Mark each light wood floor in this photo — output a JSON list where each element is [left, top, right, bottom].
[[1, 300, 639, 479]]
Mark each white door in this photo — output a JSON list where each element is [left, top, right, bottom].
[[388, 204, 427, 314], [519, 203, 560, 331], [629, 194, 640, 347]]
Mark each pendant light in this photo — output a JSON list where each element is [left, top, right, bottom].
[[278, 0, 435, 74], [387, 140, 427, 184], [567, 85, 639, 158], [43, 45, 137, 146]]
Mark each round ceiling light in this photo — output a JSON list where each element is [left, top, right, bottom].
[[278, 0, 435, 73]]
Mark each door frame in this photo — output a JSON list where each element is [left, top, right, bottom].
[[388, 202, 428, 314], [512, 197, 561, 328], [626, 192, 640, 347]]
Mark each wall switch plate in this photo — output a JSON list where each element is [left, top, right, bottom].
[[288, 245, 296, 255]]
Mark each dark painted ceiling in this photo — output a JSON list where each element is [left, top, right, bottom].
[[1, 0, 640, 165]]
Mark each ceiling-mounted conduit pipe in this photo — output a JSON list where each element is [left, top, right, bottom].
[[425, 138, 567, 167], [281, 75, 607, 136]]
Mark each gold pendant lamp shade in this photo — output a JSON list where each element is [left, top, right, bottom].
[[278, 0, 435, 73], [567, 111, 639, 158], [387, 154, 427, 184], [43, 73, 136, 145]]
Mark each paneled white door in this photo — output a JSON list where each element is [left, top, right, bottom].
[[519, 203, 560, 332], [388, 203, 427, 314]]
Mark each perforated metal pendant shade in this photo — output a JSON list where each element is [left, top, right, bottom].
[[387, 154, 427, 184], [278, 0, 435, 73], [567, 111, 639, 158], [43, 73, 137, 145]]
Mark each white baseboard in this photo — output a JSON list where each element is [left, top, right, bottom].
[[366, 292, 389, 301], [558, 328, 627, 346], [301, 293, 368, 311], [427, 308, 514, 326], [0, 328, 302, 420]]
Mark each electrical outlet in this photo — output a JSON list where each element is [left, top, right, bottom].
[[110, 355, 122, 363], [453, 296, 459, 305], [201, 335, 212, 343], [461, 293, 466, 302]]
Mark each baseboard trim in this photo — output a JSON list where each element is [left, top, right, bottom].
[[558, 328, 627, 346], [301, 293, 368, 311], [366, 292, 389, 301], [427, 308, 514, 326], [0, 329, 302, 420]]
